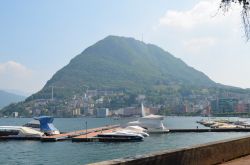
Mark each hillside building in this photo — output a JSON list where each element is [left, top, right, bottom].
[[211, 98, 238, 114], [12, 112, 18, 118], [72, 108, 81, 116], [123, 107, 140, 116], [96, 108, 109, 117]]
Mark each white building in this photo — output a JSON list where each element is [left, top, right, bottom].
[[96, 108, 109, 118], [12, 112, 18, 118], [72, 108, 81, 116]]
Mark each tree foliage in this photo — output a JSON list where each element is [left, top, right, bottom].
[[221, 0, 250, 40]]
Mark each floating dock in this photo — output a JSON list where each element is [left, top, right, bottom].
[[41, 125, 119, 142], [2, 127, 250, 142], [0, 136, 41, 141], [169, 128, 250, 133], [73, 128, 250, 142]]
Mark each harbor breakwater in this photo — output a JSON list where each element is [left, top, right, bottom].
[[90, 135, 250, 165]]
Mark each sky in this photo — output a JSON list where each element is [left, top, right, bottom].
[[0, 0, 249, 95]]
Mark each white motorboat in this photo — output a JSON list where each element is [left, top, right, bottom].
[[116, 129, 149, 137], [97, 131, 144, 142], [127, 114, 169, 133], [123, 126, 149, 136], [127, 103, 169, 133], [23, 116, 60, 135], [217, 124, 238, 129], [23, 119, 40, 130], [0, 126, 44, 138], [125, 126, 147, 132]]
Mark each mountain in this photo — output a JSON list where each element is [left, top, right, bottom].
[[0, 90, 26, 109], [30, 35, 215, 99], [2, 35, 227, 116]]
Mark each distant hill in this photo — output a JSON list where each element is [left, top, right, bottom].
[[4, 89, 31, 97], [0, 90, 26, 109], [30, 35, 215, 100]]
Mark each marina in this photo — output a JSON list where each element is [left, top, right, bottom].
[[2, 116, 250, 142], [1, 117, 250, 164], [3, 127, 250, 141], [197, 118, 250, 129], [1, 1, 249, 164]]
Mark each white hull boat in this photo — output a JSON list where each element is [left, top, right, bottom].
[[0, 126, 44, 139], [23, 116, 60, 135], [97, 131, 144, 142]]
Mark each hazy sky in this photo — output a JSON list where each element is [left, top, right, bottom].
[[0, 0, 249, 95]]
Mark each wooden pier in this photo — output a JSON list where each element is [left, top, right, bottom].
[[41, 125, 119, 142]]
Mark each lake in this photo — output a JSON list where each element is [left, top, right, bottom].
[[0, 116, 249, 165]]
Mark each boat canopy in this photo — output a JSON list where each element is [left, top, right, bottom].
[[127, 114, 166, 130], [140, 114, 164, 120], [125, 126, 147, 132], [34, 116, 59, 132]]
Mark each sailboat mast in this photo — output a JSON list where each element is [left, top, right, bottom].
[[141, 102, 146, 117]]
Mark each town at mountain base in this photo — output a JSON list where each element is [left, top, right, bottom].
[[1, 36, 250, 117]]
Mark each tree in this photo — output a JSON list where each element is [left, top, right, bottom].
[[220, 0, 250, 40]]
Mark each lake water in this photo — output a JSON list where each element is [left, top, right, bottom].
[[0, 116, 250, 165]]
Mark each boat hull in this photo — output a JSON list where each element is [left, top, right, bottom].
[[0, 130, 19, 136], [97, 134, 143, 142], [96, 136, 143, 142], [0, 136, 41, 140]]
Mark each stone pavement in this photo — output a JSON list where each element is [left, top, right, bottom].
[[221, 155, 250, 165]]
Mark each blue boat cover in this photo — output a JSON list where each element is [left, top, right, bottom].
[[34, 116, 58, 132]]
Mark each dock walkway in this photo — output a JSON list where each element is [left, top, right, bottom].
[[41, 125, 119, 142]]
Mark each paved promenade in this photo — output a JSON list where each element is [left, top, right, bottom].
[[221, 155, 250, 165]]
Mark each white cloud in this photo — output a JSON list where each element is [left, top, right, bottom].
[[151, 0, 250, 88], [183, 37, 217, 53], [0, 61, 44, 94], [0, 61, 33, 78], [159, 0, 240, 29]]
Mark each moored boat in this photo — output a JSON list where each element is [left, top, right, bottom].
[[0, 126, 44, 139], [127, 103, 169, 133], [23, 116, 60, 135], [127, 114, 169, 133], [123, 126, 149, 137], [116, 129, 149, 137], [97, 131, 144, 142]]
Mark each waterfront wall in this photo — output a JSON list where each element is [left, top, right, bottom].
[[89, 135, 250, 165]]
